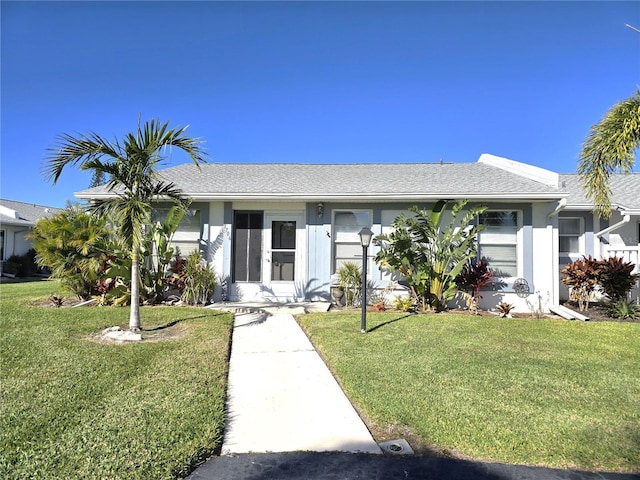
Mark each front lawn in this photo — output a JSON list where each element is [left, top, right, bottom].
[[299, 312, 640, 472], [0, 280, 233, 480]]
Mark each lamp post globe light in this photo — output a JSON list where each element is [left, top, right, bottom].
[[358, 227, 374, 333]]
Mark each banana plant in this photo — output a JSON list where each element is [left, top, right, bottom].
[[141, 205, 187, 301], [376, 200, 487, 311]]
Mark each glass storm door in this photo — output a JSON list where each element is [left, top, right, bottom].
[[264, 213, 304, 300]]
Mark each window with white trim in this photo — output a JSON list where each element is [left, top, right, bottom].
[[559, 218, 583, 254], [151, 208, 202, 256], [333, 210, 372, 272], [478, 211, 519, 278]]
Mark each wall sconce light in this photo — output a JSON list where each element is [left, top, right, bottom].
[[317, 202, 324, 219]]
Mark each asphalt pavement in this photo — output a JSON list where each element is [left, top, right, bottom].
[[187, 452, 639, 480]]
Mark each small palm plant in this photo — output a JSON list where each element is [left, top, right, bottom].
[[28, 206, 112, 300], [181, 250, 217, 305]]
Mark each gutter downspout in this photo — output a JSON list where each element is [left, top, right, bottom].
[[548, 199, 567, 308], [595, 214, 630, 238], [547, 198, 567, 219]]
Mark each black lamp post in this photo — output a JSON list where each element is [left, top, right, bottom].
[[358, 227, 373, 333]]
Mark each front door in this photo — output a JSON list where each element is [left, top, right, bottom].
[[263, 213, 305, 301]]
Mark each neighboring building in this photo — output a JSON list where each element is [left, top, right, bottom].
[[0, 199, 63, 270], [75, 154, 640, 311]]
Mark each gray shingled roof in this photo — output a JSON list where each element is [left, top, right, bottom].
[[0, 199, 63, 227], [559, 173, 640, 211], [76, 162, 564, 201]]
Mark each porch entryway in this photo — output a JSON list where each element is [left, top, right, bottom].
[[230, 210, 306, 302]]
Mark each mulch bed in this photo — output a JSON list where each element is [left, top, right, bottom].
[[332, 301, 638, 323]]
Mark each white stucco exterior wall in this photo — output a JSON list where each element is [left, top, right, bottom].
[[1, 226, 34, 258], [206, 202, 228, 301], [532, 202, 559, 310]]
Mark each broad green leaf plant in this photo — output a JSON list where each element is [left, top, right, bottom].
[[142, 205, 188, 301], [376, 200, 487, 311]]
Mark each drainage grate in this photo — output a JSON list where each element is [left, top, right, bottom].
[[378, 439, 414, 455]]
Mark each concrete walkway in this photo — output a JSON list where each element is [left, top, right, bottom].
[[220, 308, 382, 455]]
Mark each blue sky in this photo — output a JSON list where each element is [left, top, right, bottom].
[[2, 1, 639, 208]]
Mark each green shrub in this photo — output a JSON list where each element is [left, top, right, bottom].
[[608, 299, 640, 320], [392, 295, 415, 312], [3, 250, 39, 277], [2, 258, 19, 275]]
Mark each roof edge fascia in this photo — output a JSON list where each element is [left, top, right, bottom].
[[75, 192, 567, 202], [562, 203, 638, 214], [0, 219, 34, 227]]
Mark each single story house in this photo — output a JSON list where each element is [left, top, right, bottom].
[[0, 199, 63, 272], [76, 154, 640, 312]]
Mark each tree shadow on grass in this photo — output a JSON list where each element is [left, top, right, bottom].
[[142, 311, 229, 331], [366, 314, 413, 333]]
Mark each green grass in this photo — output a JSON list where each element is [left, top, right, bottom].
[[299, 312, 640, 472], [0, 280, 233, 480]]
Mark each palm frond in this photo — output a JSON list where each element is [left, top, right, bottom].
[[578, 90, 640, 218], [43, 132, 123, 184]]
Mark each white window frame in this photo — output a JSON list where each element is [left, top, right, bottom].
[[151, 208, 202, 257], [477, 210, 522, 280], [558, 217, 584, 255], [332, 209, 373, 274]]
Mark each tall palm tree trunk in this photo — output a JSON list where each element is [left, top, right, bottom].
[[129, 244, 141, 331]]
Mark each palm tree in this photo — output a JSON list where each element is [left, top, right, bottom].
[[577, 90, 640, 218], [44, 118, 207, 331]]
